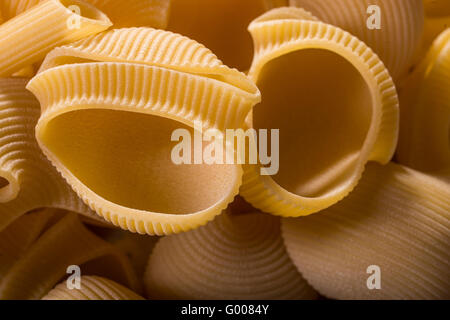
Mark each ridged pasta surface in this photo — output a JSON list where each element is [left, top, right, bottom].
[[282, 162, 450, 300], [0, 78, 104, 232], [240, 8, 399, 217], [289, 0, 424, 82], [43, 276, 144, 300], [144, 212, 317, 300], [0, 0, 111, 77]]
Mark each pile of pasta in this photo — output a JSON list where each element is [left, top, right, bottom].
[[0, 0, 448, 300]]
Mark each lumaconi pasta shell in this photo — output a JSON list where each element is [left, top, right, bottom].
[[0, 78, 104, 232], [27, 61, 253, 235], [144, 212, 318, 300], [397, 28, 450, 172], [0, 0, 112, 77], [289, 0, 424, 82], [240, 8, 399, 217], [0, 213, 138, 300], [27, 27, 261, 236], [282, 162, 450, 300], [165, 0, 287, 71], [43, 275, 144, 300]]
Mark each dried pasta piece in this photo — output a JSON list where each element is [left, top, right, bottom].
[[289, 0, 424, 82], [423, 0, 450, 50], [43, 276, 144, 300], [0, 213, 138, 300], [0, 0, 111, 77], [282, 162, 450, 300], [144, 212, 318, 300], [0, 78, 105, 232], [28, 28, 261, 235], [0, 209, 56, 279], [0, 0, 168, 28], [397, 28, 450, 172], [240, 9, 399, 217], [166, 0, 287, 70]]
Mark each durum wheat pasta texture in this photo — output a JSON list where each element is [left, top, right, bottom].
[[423, 0, 450, 50], [43, 276, 144, 300], [0, 212, 138, 300], [144, 212, 317, 300], [397, 29, 450, 172], [240, 8, 399, 217], [27, 28, 261, 235], [282, 162, 450, 300], [0, 78, 105, 232], [0, 0, 112, 77], [289, 0, 424, 82]]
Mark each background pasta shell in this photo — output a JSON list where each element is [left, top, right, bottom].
[[282, 162, 450, 300], [240, 8, 399, 217], [397, 28, 450, 172], [289, 0, 424, 83], [144, 212, 317, 300], [43, 276, 144, 300]]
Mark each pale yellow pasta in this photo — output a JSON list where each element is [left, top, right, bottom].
[[397, 28, 450, 172], [144, 212, 317, 300], [0, 213, 138, 300], [1, 0, 168, 28], [166, 0, 287, 70], [43, 276, 144, 300], [27, 28, 261, 236], [240, 8, 399, 217], [289, 0, 424, 82], [0, 0, 111, 77], [282, 162, 450, 300], [0, 78, 105, 232]]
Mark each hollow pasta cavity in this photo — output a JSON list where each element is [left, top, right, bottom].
[[254, 49, 373, 198], [41, 109, 238, 215]]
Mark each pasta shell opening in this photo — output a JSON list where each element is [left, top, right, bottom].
[[39, 109, 240, 215], [254, 48, 373, 198]]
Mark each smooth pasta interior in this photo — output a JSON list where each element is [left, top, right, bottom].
[[60, 0, 106, 21], [254, 49, 373, 197], [167, 0, 268, 71], [41, 109, 236, 214]]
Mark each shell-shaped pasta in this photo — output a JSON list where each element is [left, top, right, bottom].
[[282, 162, 450, 300], [0, 213, 138, 300], [240, 8, 399, 217], [397, 29, 450, 172], [27, 28, 261, 236], [289, 0, 424, 82], [0, 209, 56, 278], [0, 0, 112, 77], [144, 212, 317, 300], [0, 78, 104, 232], [166, 0, 287, 71], [43, 276, 144, 300]]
